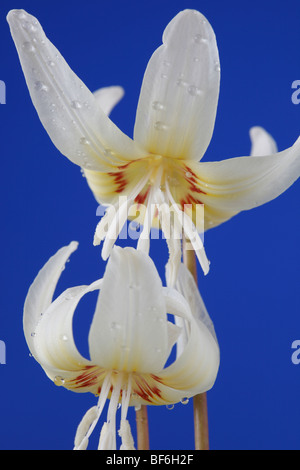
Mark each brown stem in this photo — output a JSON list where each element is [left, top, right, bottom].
[[183, 239, 210, 451], [135, 405, 150, 450]]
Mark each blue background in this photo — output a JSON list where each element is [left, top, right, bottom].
[[0, 0, 299, 450]]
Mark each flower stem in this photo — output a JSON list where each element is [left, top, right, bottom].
[[135, 405, 150, 450], [183, 239, 210, 451]]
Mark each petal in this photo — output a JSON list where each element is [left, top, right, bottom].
[[24, 242, 107, 394], [185, 136, 300, 229], [176, 263, 218, 343], [250, 126, 278, 156], [93, 86, 124, 116], [174, 263, 218, 359], [133, 9, 220, 161], [88, 247, 169, 374], [159, 287, 220, 396], [23, 241, 78, 359], [34, 281, 101, 375], [7, 10, 146, 172]]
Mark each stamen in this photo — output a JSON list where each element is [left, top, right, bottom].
[[156, 190, 182, 287], [101, 172, 151, 260], [119, 420, 135, 450], [165, 182, 210, 275], [73, 373, 111, 450], [74, 405, 98, 449], [94, 204, 117, 245], [98, 373, 124, 450], [137, 187, 155, 253]]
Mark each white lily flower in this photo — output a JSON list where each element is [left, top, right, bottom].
[[24, 242, 219, 450], [8, 9, 300, 279]]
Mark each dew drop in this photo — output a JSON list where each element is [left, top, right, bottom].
[[181, 397, 189, 405], [161, 73, 168, 80], [166, 404, 174, 410], [176, 78, 189, 88], [34, 81, 49, 92], [193, 34, 202, 44], [22, 41, 36, 53], [104, 148, 114, 157], [80, 137, 91, 146], [188, 85, 202, 97], [193, 57, 200, 63], [110, 322, 122, 331], [48, 60, 55, 67], [185, 171, 193, 179], [154, 121, 168, 131], [30, 332, 36, 338], [60, 334, 68, 342], [54, 376, 65, 386], [22, 22, 37, 33], [15, 11, 27, 20], [152, 101, 165, 111], [71, 100, 82, 109], [65, 292, 74, 300]]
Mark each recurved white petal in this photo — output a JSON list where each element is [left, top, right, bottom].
[[160, 288, 220, 396], [188, 136, 300, 225], [88, 246, 169, 374], [34, 280, 101, 376], [7, 10, 146, 171], [23, 241, 78, 359], [250, 126, 278, 156], [176, 263, 218, 343], [134, 9, 220, 161], [93, 86, 124, 116]]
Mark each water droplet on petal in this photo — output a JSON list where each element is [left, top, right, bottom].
[[34, 81, 49, 92], [154, 121, 169, 131], [15, 11, 27, 19], [65, 292, 74, 300], [176, 78, 189, 88], [71, 100, 82, 109], [152, 101, 165, 111], [166, 404, 174, 410], [48, 60, 55, 67], [185, 171, 193, 179], [54, 376, 65, 386], [60, 334, 68, 342], [161, 73, 168, 80], [110, 322, 122, 331], [188, 86, 202, 97], [22, 41, 36, 53], [80, 137, 90, 146], [181, 397, 189, 405], [194, 34, 202, 44], [30, 332, 36, 338], [22, 21, 37, 33]]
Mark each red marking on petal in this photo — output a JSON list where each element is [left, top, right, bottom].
[[135, 187, 150, 205], [189, 183, 206, 195]]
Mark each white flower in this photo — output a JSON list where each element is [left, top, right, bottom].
[[7, 9, 300, 281], [24, 242, 219, 450]]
